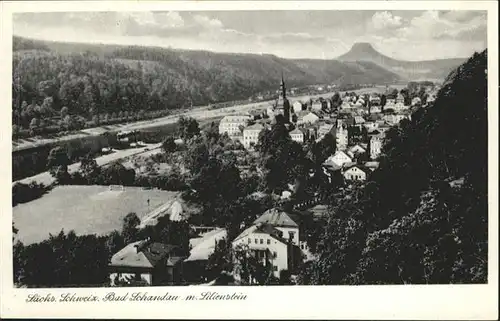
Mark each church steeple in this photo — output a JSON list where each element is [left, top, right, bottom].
[[275, 71, 290, 123], [280, 72, 286, 99]]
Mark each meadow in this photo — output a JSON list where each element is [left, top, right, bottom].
[[13, 185, 180, 245]]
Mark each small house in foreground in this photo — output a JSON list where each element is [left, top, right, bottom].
[[109, 239, 185, 286], [343, 165, 367, 181]]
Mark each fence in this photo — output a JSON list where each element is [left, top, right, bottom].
[[276, 195, 325, 211]]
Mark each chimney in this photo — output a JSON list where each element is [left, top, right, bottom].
[[134, 238, 151, 253]]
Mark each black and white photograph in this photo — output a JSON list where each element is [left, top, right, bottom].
[[1, 1, 498, 319]]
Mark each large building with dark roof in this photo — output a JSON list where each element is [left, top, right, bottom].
[[109, 239, 186, 286]]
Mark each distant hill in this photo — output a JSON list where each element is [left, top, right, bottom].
[[12, 36, 403, 135], [13, 37, 50, 52], [337, 42, 466, 81], [13, 36, 401, 91]]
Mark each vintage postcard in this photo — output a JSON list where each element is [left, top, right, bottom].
[[0, 0, 498, 319]]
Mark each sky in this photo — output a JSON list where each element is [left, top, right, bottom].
[[13, 10, 487, 60]]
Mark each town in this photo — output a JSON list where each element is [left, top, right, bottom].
[[10, 10, 488, 289], [13, 75, 441, 287]]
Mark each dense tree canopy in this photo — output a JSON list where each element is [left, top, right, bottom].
[[12, 211, 191, 287], [161, 136, 177, 153], [14, 230, 111, 287], [257, 122, 311, 194], [12, 181, 51, 206], [299, 50, 488, 284], [177, 116, 200, 140]]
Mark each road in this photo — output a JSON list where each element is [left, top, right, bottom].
[[13, 87, 388, 186], [13, 90, 343, 153], [14, 143, 162, 186]]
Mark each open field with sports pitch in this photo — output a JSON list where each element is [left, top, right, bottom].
[[13, 185, 181, 245]]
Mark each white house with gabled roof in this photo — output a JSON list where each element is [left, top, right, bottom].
[[347, 144, 366, 158], [317, 123, 334, 140], [325, 150, 352, 167], [369, 133, 384, 159], [231, 208, 304, 280], [396, 93, 405, 104], [289, 128, 305, 144], [363, 121, 378, 132], [336, 124, 348, 151], [354, 116, 365, 125], [426, 93, 437, 104], [365, 161, 380, 172], [343, 165, 367, 181], [370, 105, 381, 114], [369, 95, 381, 105], [232, 224, 298, 280], [311, 100, 323, 111], [292, 101, 303, 113], [243, 123, 264, 149], [383, 113, 408, 125], [301, 111, 320, 125]]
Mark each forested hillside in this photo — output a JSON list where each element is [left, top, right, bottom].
[[300, 50, 488, 284], [12, 36, 399, 136]]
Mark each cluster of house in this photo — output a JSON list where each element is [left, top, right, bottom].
[[218, 77, 436, 155], [218, 79, 340, 148], [108, 200, 318, 286], [107, 79, 440, 287], [319, 84, 440, 182], [219, 78, 429, 185], [319, 93, 409, 183]]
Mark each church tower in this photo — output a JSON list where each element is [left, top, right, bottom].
[[280, 73, 286, 100], [275, 73, 291, 123]]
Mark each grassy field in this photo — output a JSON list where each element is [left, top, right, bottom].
[[13, 185, 181, 245]]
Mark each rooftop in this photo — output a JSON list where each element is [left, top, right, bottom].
[[322, 162, 342, 171], [110, 240, 181, 269], [185, 228, 227, 262], [354, 116, 365, 123], [234, 221, 296, 246], [138, 195, 197, 228], [365, 161, 380, 168], [348, 144, 366, 153], [220, 115, 252, 123], [319, 123, 334, 130], [254, 208, 300, 228], [332, 150, 352, 158], [244, 123, 264, 131], [303, 111, 320, 118], [289, 128, 304, 135], [343, 163, 368, 172]]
